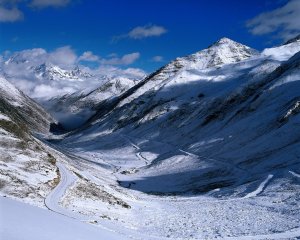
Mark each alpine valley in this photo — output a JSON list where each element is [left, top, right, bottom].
[[1, 36, 300, 240]]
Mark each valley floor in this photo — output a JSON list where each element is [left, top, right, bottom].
[[1, 132, 300, 240]]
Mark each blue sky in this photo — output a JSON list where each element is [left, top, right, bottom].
[[0, 0, 298, 72]]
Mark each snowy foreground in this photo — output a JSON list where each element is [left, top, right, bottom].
[[2, 134, 299, 240], [0, 196, 123, 240]]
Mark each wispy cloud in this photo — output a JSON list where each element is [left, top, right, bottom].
[[0, 0, 72, 22], [29, 0, 70, 8], [0, 3, 23, 22], [100, 52, 140, 65], [11, 36, 19, 42], [246, 0, 300, 41], [78, 51, 100, 62], [48, 46, 77, 68], [113, 24, 167, 42], [151, 55, 164, 62]]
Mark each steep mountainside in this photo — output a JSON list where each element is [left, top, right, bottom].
[[0, 76, 60, 206], [0, 76, 54, 133]]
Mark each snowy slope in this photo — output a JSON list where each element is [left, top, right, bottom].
[[262, 36, 300, 61], [0, 197, 125, 240]]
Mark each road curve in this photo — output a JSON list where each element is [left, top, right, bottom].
[[44, 162, 87, 219]]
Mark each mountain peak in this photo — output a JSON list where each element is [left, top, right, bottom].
[[184, 37, 258, 69], [209, 37, 250, 49], [214, 37, 236, 45]]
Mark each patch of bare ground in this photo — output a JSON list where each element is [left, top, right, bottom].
[[72, 181, 130, 209]]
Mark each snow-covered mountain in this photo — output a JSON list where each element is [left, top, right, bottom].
[[32, 63, 93, 81], [4, 53, 94, 81], [1, 53, 143, 129], [62, 36, 300, 195], [43, 76, 138, 130], [111, 37, 259, 108]]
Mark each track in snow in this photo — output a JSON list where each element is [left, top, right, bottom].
[[243, 174, 273, 199], [289, 170, 300, 178]]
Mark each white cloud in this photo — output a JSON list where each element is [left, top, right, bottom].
[[48, 46, 77, 68], [96, 66, 146, 79], [78, 51, 100, 62], [0, 6, 23, 22], [29, 0, 70, 8], [6, 48, 48, 65], [32, 84, 74, 98], [113, 24, 167, 41], [247, 0, 300, 41], [100, 52, 140, 65], [128, 25, 167, 39], [151, 55, 163, 62]]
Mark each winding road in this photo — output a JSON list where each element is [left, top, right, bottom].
[[44, 162, 90, 220]]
